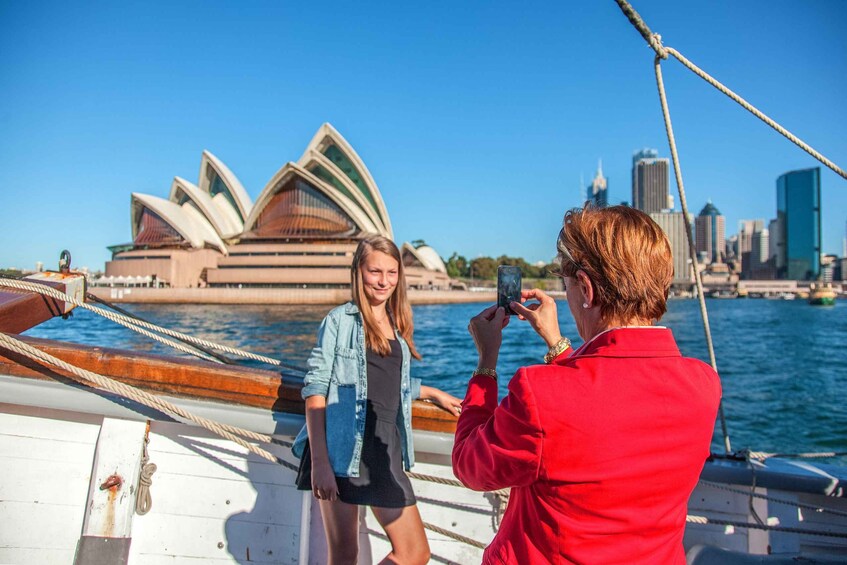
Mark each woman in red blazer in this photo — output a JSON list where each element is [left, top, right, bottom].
[[453, 205, 721, 564]]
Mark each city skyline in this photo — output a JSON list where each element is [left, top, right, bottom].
[[1, 1, 845, 272]]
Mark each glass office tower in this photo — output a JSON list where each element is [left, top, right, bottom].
[[776, 167, 821, 280]]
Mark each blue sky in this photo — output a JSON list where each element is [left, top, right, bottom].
[[1, 1, 845, 271]]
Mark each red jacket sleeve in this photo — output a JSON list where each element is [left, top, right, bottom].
[[452, 368, 543, 491]]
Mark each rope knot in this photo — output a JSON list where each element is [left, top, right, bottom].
[[136, 461, 157, 515], [649, 33, 668, 59]]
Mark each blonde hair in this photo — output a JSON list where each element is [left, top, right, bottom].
[[351, 236, 421, 359], [556, 204, 673, 323]]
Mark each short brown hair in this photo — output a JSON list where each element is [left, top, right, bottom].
[[556, 205, 673, 323], [351, 235, 421, 359]]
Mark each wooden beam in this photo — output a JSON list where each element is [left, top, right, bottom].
[[0, 273, 86, 333], [0, 336, 458, 433]]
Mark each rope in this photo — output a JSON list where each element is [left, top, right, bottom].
[[663, 46, 846, 180], [613, 0, 667, 58], [0, 331, 299, 472], [0, 278, 305, 373], [698, 480, 847, 519], [747, 450, 847, 461], [614, 0, 846, 180], [421, 521, 488, 550], [406, 470, 510, 497], [653, 54, 731, 453], [686, 514, 847, 539], [136, 423, 157, 515], [86, 291, 235, 365]]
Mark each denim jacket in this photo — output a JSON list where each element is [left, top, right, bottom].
[[291, 302, 422, 477]]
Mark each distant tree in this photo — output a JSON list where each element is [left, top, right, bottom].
[[445, 252, 469, 278], [470, 256, 498, 280], [443, 252, 559, 280]]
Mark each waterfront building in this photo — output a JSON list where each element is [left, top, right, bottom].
[[776, 168, 821, 280], [104, 123, 451, 290], [649, 211, 693, 285], [738, 219, 766, 279], [587, 160, 608, 207], [632, 148, 672, 214], [695, 201, 725, 264], [749, 228, 776, 279]]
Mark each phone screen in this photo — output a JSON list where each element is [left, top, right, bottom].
[[497, 265, 522, 315]]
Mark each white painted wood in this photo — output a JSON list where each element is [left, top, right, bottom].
[[0, 407, 99, 564], [127, 421, 303, 565], [80, 417, 147, 539]]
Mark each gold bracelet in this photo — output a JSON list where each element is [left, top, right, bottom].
[[472, 367, 498, 380], [544, 337, 572, 364]]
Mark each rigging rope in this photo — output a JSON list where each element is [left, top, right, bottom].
[[614, 0, 847, 180], [0, 331, 298, 472], [698, 480, 847, 519], [0, 278, 306, 373], [615, 0, 846, 453]]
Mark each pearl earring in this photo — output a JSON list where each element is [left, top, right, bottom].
[[582, 303, 589, 309]]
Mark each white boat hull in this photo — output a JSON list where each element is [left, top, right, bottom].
[[2, 374, 846, 564]]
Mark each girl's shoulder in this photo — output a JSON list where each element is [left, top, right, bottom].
[[325, 301, 357, 316]]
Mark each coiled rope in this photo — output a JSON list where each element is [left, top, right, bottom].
[[135, 423, 157, 515]]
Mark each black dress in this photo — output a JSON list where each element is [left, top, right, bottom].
[[296, 339, 416, 508]]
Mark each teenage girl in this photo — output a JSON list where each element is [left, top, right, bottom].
[[292, 235, 461, 564]]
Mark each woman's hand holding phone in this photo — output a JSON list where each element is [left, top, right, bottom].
[[510, 288, 563, 348]]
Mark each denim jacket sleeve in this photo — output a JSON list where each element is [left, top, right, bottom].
[[301, 312, 339, 399], [411, 377, 422, 400]]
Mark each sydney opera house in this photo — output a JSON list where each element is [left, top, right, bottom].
[[103, 124, 452, 295]]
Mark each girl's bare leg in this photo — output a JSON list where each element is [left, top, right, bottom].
[[319, 499, 361, 565], [371, 504, 430, 565]]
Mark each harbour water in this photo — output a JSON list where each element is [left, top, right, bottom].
[[26, 298, 847, 462]]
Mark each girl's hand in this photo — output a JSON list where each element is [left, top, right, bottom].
[[311, 460, 339, 501], [420, 385, 462, 417], [510, 288, 563, 348]]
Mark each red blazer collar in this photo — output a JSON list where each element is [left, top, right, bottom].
[[557, 327, 681, 362]]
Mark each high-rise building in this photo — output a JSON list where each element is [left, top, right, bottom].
[[843, 219, 846, 258], [650, 211, 693, 284], [587, 160, 608, 207], [738, 219, 765, 278], [776, 168, 821, 280], [768, 217, 782, 270], [632, 148, 671, 214], [695, 201, 725, 264]]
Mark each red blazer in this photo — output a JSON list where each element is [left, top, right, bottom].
[[453, 328, 721, 564]]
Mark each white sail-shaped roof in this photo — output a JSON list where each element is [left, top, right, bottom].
[[298, 123, 393, 239], [197, 151, 252, 229], [414, 245, 448, 273], [402, 243, 447, 273], [131, 193, 227, 254], [168, 177, 242, 239], [243, 162, 381, 238]]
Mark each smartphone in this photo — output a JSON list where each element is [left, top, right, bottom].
[[497, 265, 522, 315]]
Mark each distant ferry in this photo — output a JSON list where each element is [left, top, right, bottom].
[[809, 282, 837, 306]]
